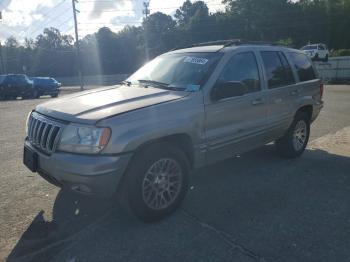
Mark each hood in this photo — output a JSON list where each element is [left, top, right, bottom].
[[35, 85, 189, 124]]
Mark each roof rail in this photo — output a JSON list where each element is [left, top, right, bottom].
[[170, 39, 282, 51]]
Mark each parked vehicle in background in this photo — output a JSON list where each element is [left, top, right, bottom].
[[0, 74, 35, 100], [23, 40, 323, 222], [301, 43, 329, 62], [30, 77, 61, 98]]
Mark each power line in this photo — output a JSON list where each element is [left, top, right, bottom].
[[2, 0, 69, 38], [77, 3, 225, 13], [27, 5, 73, 37]]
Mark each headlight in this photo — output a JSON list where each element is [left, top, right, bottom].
[[58, 124, 111, 154]]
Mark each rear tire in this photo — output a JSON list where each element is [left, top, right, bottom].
[[51, 93, 58, 98], [32, 90, 39, 99], [275, 112, 310, 158], [124, 143, 189, 223]]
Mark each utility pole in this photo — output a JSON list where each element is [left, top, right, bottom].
[[142, 1, 150, 60], [72, 0, 84, 90], [0, 11, 5, 74], [143, 1, 150, 19], [0, 41, 4, 74]]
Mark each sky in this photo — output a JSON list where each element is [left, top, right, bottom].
[[0, 0, 225, 42]]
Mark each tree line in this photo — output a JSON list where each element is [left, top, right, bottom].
[[1, 0, 350, 77]]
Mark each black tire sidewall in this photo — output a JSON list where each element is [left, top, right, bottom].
[[126, 143, 189, 222], [32, 90, 39, 99]]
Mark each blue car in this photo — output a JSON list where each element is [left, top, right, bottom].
[[30, 77, 61, 98], [0, 74, 35, 100]]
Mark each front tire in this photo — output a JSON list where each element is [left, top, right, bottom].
[[324, 54, 329, 62], [125, 143, 189, 222], [275, 112, 310, 158]]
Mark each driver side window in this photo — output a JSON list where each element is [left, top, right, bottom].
[[218, 52, 261, 93]]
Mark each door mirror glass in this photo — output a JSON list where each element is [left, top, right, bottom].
[[211, 81, 247, 100]]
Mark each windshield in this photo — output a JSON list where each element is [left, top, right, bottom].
[[127, 52, 223, 90]]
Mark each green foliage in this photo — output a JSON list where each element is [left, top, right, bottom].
[[331, 49, 350, 57], [2, 0, 350, 77], [276, 38, 294, 47]]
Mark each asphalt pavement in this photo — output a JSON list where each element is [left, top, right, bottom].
[[0, 85, 350, 262]]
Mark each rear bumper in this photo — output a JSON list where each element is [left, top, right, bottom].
[[24, 140, 132, 198], [311, 101, 323, 123]]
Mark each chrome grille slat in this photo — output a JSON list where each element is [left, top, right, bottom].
[[27, 112, 64, 154], [28, 116, 34, 138], [29, 117, 35, 138], [29, 118, 35, 140], [48, 126, 59, 152], [45, 125, 55, 151], [40, 124, 49, 149], [32, 119, 39, 144], [35, 122, 44, 144], [52, 127, 62, 151]]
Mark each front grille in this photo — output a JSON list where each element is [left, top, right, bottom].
[[27, 112, 65, 154]]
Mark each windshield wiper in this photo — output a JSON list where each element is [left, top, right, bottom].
[[120, 80, 131, 86], [137, 79, 186, 91], [137, 79, 169, 87]]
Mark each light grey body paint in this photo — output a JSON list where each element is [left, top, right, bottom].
[[26, 44, 323, 197]]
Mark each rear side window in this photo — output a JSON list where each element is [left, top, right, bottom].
[[288, 52, 316, 82], [260, 51, 295, 89], [218, 52, 261, 93]]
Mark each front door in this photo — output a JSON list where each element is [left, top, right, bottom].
[[204, 51, 268, 164]]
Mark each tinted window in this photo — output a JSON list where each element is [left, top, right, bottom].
[[261, 51, 294, 88], [14, 75, 26, 84], [218, 52, 260, 93], [288, 52, 316, 82], [318, 45, 325, 50], [278, 52, 295, 85]]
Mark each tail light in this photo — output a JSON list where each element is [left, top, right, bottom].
[[320, 82, 324, 99]]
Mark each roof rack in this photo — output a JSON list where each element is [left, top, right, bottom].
[[171, 39, 281, 51]]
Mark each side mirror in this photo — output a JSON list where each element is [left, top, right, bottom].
[[211, 81, 247, 101]]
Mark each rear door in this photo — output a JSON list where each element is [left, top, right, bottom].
[[204, 51, 269, 164], [258, 50, 298, 140], [287, 51, 320, 103]]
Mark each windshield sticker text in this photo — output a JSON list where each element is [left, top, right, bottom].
[[184, 57, 208, 65]]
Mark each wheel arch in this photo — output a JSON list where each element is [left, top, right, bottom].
[[295, 105, 313, 122], [133, 133, 194, 169]]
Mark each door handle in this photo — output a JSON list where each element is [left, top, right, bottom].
[[290, 90, 299, 96], [251, 98, 264, 105]]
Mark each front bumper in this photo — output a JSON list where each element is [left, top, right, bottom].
[[40, 89, 59, 96], [24, 140, 132, 198]]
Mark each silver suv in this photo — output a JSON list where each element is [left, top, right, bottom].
[[23, 40, 323, 222]]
